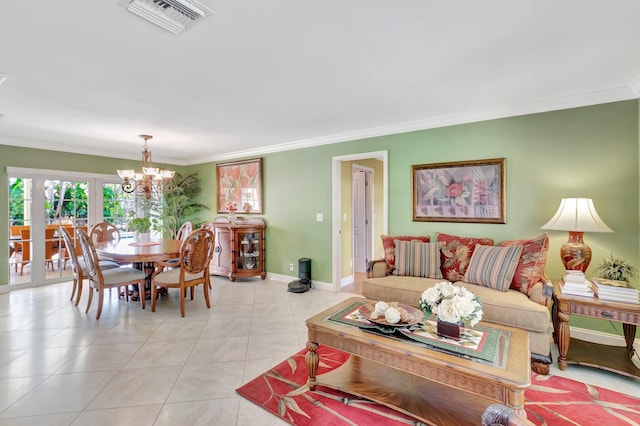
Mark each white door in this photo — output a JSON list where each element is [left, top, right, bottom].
[[352, 168, 372, 274]]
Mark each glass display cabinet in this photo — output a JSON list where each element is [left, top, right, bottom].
[[210, 217, 266, 281]]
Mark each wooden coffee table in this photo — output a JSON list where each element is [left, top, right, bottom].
[[305, 297, 531, 425]]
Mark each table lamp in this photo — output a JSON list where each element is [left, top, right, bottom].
[[541, 198, 613, 272]]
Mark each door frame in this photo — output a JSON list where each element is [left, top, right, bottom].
[[6, 167, 117, 289], [331, 151, 388, 292]]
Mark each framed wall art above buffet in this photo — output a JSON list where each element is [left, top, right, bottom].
[[412, 158, 506, 224], [216, 158, 263, 214]]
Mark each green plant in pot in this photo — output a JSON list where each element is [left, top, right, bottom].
[[594, 254, 638, 283], [129, 217, 152, 243]]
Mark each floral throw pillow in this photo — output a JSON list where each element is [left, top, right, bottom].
[[498, 233, 550, 295], [380, 235, 430, 275], [436, 233, 494, 282]]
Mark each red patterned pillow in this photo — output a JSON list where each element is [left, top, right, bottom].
[[436, 233, 494, 282], [381, 235, 430, 274], [499, 233, 549, 295]]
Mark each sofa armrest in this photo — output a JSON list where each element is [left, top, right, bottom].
[[528, 275, 553, 307], [367, 259, 387, 278]]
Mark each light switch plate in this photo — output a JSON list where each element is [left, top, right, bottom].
[[316, 213, 324, 222]]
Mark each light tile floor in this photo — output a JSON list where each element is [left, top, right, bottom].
[[0, 277, 637, 425]]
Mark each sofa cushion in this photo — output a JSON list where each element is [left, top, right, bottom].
[[499, 233, 549, 295], [381, 235, 430, 274], [454, 281, 551, 335], [392, 240, 443, 279], [360, 276, 550, 334], [463, 244, 523, 291], [436, 233, 494, 282]]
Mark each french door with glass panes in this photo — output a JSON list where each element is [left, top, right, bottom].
[[7, 168, 133, 288]]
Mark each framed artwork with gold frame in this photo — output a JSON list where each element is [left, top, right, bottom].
[[216, 158, 263, 214], [412, 158, 505, 223]]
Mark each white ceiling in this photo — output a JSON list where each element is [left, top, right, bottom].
[[1, 1, 639, 166]]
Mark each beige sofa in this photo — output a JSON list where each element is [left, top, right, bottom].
[[363, 255, 553, 375]]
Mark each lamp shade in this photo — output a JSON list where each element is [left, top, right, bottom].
[[541, 198, 613, 233]]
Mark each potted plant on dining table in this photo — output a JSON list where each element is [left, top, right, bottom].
[[129, 217, 152, 244]]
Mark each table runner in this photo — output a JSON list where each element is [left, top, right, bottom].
[[327, 300, 505, 363]]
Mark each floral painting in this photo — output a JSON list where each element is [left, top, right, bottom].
[[216, 158, 262, 214], [412, 158, 505, 223]]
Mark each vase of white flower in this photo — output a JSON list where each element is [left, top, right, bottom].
[[436, 318, 464, 340], [419, 281, 483, 340]]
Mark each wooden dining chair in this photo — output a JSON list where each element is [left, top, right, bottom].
[[151, 228, 214, 317], [44, 227, 58, 271], [89, 222, 121, 244], [76, 229, 146, 319], [9, 226, 26, 265], [176, 221, 193, 242], [15, 228, 31, 275], [13, 227, 58, 274], [200, 222, 215, 288], [60, 226, 119, 306]]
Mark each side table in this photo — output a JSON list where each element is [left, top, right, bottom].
[[552, 281, 640, 378]]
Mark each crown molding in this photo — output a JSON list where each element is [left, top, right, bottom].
[[630, 72, 640, 98], [0, 135, 189, 166], [186, 84, 637, 165], [1, 84, 637, 167]]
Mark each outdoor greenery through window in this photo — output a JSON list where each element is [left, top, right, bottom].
[[103, 182, 136, 232]]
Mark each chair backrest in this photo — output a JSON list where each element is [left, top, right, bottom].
[[89, 222, 120, 244], [180, 228, 214, 274], [19, 228, 31, 262], [10, 225, 27, 237], [77, 229, 103, 283], [45, 228, 57, 259], [176, 221, 193, 242], [60, 226, 81, 274], [201, 222, 214, 233]]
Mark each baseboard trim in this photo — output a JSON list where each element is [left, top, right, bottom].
[[570, 325, 640, 347], [341, 275, 354, 288], [267, 273, 333, 292]]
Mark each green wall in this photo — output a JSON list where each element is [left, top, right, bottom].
[[2, 100, 639, 336], [193, 100, 638, 281], [190, 99, 639, 335]]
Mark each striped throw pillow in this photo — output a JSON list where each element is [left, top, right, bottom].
[[463, 244, 523, 291], [392, 240, 443, 279]]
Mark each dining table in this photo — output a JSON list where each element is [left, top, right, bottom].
[[94, 238, 182, 300]]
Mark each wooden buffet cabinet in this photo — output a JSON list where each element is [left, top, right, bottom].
[[209, 217, 266, 281]]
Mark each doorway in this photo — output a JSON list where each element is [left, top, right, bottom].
[[331, 151, 388, 293], [352, 166, 372, 274], [6, 167, 131, 288]]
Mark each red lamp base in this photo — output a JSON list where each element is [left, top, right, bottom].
[[560, 231, 592, 272]]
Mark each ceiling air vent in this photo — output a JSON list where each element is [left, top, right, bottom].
[[124, 0, 213, 34]]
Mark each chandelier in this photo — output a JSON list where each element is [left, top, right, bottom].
[[117, 134, 175, 200]]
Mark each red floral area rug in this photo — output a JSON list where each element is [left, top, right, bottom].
[[526, 373, 640, 425], [237, 346, 640, 425]]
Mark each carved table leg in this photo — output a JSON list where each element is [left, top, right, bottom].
[[305, 340, 319, 391], [556, 307, 571, 371], [507, 389, 527, 419], [623, 323, 637, 355]]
